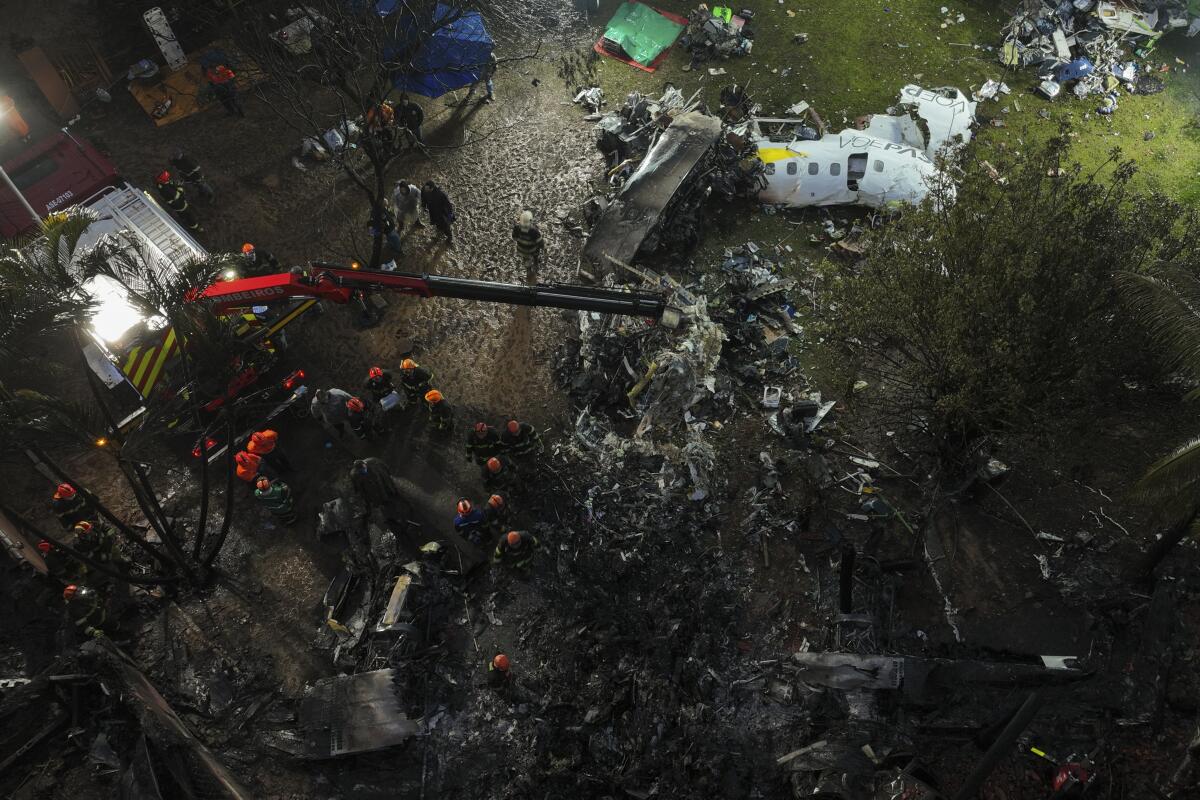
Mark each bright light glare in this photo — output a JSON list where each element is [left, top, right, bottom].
[[223, 269, 238, 281], [85, 275, 160, 344]]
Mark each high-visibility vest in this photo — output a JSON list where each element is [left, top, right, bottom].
[[713, 6, 733, 23]]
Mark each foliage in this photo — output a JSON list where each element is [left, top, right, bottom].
[[815, 131, 1200, 451]]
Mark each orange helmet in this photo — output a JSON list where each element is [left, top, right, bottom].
[[155, 170, 171, 184], [506, 531, 522, 547], [347, 397, 365, 412], [74, 521, 94, 535], [474, 422, 488, 435], [241, 242, 255, 254], [368, 366, 383, 379], [55, 483, 76, 498], [256, 477, 271, 491], [457, 498, 472, 515], [506, 420, 520, 435], [493, 653, 510, 671], [63, 584, 79, 600], [486, 457, 502, 473], [424, 389, 443, 404], [400, 358, 417, 370], [37, 540, 52, 554], [487, 494, 505, 510]]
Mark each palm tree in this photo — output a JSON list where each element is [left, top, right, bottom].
[[1117, 264, 1200, 577]]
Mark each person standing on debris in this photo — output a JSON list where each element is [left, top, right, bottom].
[[51, 483, 94, 530], [465, 421, 502, 464], [512, 210, 545, 283], [398, 359, 433, 404], [492, 530, 538, 570], [483, 493, 509, 537], [424, 389, 453, 432], [63, 584, 108, 639], [454, 498, 487, 546], [500, 419, 540, 458], [396, 95, 426, 149], [487, 653, 513, 690], [483, 455, 518, 491], [169, 150, 215, 202], [364, 366, 398, 404], [242, 243, 280, 276], [421, 181, 455, 245], [154, 171, 202, 233], [346, 396, 383, 440], [311, 387, 355, 437], [247, 429, 291, 472], [205, 63, 245, 117], [254, 477, 298, 525], [392, 181, 424, 241]]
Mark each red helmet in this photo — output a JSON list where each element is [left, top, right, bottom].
[[487, 494, 505, 510], [346, 397, 365, 412], [55, 483, 76, 498], [493, 653, 510, 671], [486, 457, 502, 473], [63, 584, 79, 600], [156, 170, 171, 184], [74, 521, 94, 535], [507, 420, 520, 435], [368, 366, 383, 379], [457, 498, 472, 515], [474, 422, 488, 435], [506, 531, 521, 547], [241, 242, 255, 254], [256, 477, 271, 491], [37, 540, 52, 554]]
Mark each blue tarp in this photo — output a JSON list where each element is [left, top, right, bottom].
[[378, 2, 494, 98]]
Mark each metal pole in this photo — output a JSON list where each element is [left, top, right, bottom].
[[0, 163, 42, 229]]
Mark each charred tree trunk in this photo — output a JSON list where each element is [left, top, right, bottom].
[[201, 414, 239, 576], [1131, 512, 1196, 582]]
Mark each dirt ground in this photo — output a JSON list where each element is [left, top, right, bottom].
[[3, 1, 1200, 798]]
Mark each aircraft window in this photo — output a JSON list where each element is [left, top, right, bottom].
[[829, 162, 841, 176], [807, 162, 819, 175], [764, 162, 775, 175], [847, 153, 868, 181], [784, 162, 796, 175], [873, 160, 885, 173]]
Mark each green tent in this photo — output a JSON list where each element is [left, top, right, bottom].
[[600, 2, 685, 67]]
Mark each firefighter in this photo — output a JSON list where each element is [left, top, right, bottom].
[[154, 171, 202, 232], [487, 653, 513, 691], [512, 210, 544, 282], [62, 584, 108, 638], [169, 149, 214, 201], [254, 477, 297, 525], [483, 493, 509, 537], [50, 483, 94, 530], [364, 93, 398, 152], [465, 421, 501, 464], [492, 530, 539, 570], [397, 94, 425, 148], [500, 419, 541, 457], [247, 429, 292, 472], [350, 458, 401, 507], [454, 498, 486, 546], [235, 450, 270, 484], [38, 540, 78, 583], [346, 396, 382, 440], [482, 455, 518, 491], [241, 243, 279, 276], [421, 180, 454, 245], [424, 389, 453, 432], [365, 366, 398, 404], [72, 520, 118, 569], [398, 359, 433, 403], [205, 63, 245, 117]]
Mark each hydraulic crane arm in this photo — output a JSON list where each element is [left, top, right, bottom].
[[196, 263, 675, 323]]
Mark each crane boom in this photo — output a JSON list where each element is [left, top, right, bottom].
[[196, 263, 672, 321]]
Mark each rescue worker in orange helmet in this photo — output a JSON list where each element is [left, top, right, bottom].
[[247, 429, 292, 472], [63, 584, 107, 638], [483, 493, 509, 536], [399, 359, 433, 402], [465, 421, 501, 464], [487, 652, 513, 690], [50, 483, 94, 530], [500, 418, 541, 457], [364, 365, 398, 403], [453, 498, 486, 545], [241, 242, 279, 276], [346, 396, 382, 440], [482, 454, 518, 491], [204, 62, 245, 117], [423, 389, 452, 432], [492, 530, 539, 569]]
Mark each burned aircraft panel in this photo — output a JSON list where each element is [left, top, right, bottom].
[[297, 668, 421, 758], [583, 111, 723, 269]]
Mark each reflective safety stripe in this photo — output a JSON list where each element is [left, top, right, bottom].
[[137, 328, 177, 395]]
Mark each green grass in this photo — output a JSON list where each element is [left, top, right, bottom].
[[588, 0, 1200, 198]]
